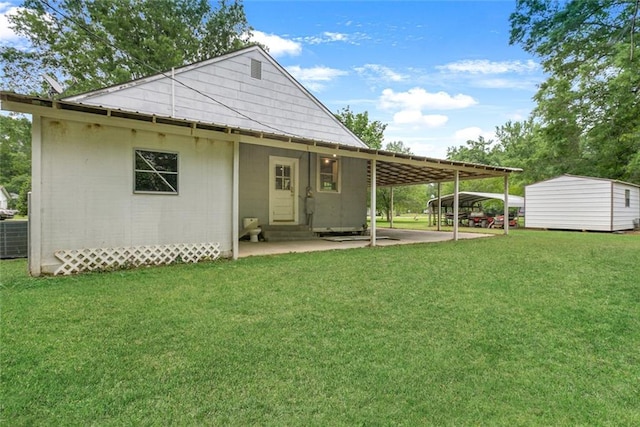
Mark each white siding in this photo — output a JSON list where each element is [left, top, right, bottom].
[[64, 47, 365, 148], [37, 117, 233, 273], [525, 175, 613, 231], [612, 183, 640, 231]]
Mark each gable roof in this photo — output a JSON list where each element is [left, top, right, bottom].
[[63, 46, 366, 148]]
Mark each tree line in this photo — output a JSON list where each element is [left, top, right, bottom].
[[449, 0, 640, 191], [2, 0, 637, 216]]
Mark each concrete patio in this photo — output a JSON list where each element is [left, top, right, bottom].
[[238, 228, 492, 258]]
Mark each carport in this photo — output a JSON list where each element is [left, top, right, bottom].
[[363, 153, 521, 244], [426, 191, 524, 227], [225, 132, 522, 251]]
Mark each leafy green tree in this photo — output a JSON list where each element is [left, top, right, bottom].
[[446, 136, 501, 167], [334, 109, 428, 221], [16, 176, 31, 215], [510, 0, 640, 184], [2, 0, 257, 95], [335, 106, 387, 149], [0, 115, 31, 194]]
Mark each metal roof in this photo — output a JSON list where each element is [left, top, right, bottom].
[[1, 92, 522, 186], [428, 191, 525, 209]]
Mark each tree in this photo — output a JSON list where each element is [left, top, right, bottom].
[[376, 141, 424, 221], [0, 115, 31, 190], [2, 0, 257, 95], [334, 109, 428, 221], [446, 136, 501, 167], [510, 0, 640, 184], [334, 106, 387, 149], [0, 115, 31, 213]]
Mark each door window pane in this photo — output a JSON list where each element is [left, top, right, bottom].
[[275, 165, 291, 190]]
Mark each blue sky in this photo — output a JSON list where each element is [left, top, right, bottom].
[[244, 0, 544, 157], [0, 1, 544, 158]]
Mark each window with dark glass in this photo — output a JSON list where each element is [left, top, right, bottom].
[[134, 150, 178, 194], [625, 189, 630, 207], [318, 156, 339, 192]]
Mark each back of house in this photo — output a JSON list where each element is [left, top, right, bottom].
[[1, 46, 370, 275]]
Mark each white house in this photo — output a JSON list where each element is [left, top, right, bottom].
[[1, 46, 519, 276], [525, 174, 640, 231]]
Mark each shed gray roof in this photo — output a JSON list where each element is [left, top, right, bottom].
[[526, 174, 640, 189], [428, 192, 525, 209]]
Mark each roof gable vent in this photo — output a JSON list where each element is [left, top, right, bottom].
[[251, 59, 262, 80]]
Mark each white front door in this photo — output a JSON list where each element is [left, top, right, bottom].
[[269, 156, 298, 224]]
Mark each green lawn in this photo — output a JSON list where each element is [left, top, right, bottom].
[[2, 230, 639, 425], [371, 213, 524, 233]]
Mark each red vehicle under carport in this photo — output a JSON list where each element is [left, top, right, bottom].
[[427, 191, 524, 228]]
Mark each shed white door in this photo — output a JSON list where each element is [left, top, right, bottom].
[[269, 156, 298, 224]]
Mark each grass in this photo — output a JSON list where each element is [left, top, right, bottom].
[[371, 213, 524, 233], [1, 230, 639, 425]]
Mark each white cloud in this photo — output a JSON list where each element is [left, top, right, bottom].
[[437, 59, 539, 75], [304, 31, 349, 45], [323, 32, 348, 42], [380, 87, 477, 111], [393, 110, 448, 128], [251, 30, 301, 57], [354, 64, 406, 82], [286, 65, 348, 92], [0, 3, 23, 44], [301, 31, 368, 46]]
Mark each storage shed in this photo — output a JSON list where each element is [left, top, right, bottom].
[[525, 175, 640, 231]]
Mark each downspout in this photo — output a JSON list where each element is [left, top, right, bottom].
[[305, 152, 314, 230]]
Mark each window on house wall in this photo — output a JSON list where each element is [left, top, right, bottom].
[[134, 149, 178, 194], [625, 189, 630, 207], [318, 156, 340, 192]]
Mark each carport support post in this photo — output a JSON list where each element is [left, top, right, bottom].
[[504, 174, 509, 236], [390, 187, 394, 228], [437, 182, 442, 231], [232, 139, 240, 260], [370, 159, 377, 246], [453, 170, 459, 241]]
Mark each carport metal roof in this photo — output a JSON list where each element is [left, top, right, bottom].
[[428, 192, 525, 209], [1, 92, 521, 187]]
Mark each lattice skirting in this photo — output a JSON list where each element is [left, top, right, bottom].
[[53, 242, 221, 275]]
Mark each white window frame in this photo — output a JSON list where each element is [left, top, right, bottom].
[[133, 149, 179, 195], [317, 155, 341, 193]]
